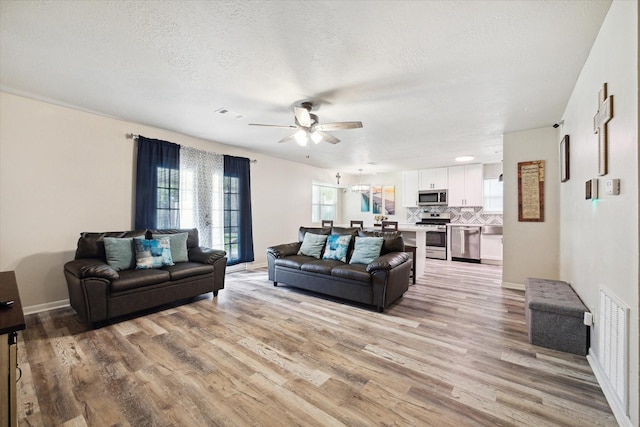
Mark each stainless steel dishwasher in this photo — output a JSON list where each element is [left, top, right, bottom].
[[450, 225, 481, 263]]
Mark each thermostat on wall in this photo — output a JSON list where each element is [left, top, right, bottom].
[[605, 178, 620, 195]]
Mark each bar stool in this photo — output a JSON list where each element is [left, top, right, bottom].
[[350, 220, 364, 229], [381, 221, 417, 284], [321, 220, 334, 228]]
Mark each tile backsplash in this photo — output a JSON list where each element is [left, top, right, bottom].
[[407, 207, 503, 225]]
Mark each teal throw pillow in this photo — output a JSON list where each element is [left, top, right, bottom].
[[134, 236, 174, 269], [152, 232, 189, 263], [349, 236, 384, 265], [103, 237, 135, 271], [322, 234, 352, 263], [297, 232, 328, 259]]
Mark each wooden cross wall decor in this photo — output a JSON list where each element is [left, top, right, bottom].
[[593, 82, 614, 176]]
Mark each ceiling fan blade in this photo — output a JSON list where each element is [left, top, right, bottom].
[[249, 123, 297, 129], [319, 131, 340, 144], [294, 106, 312, 127], [277, 134, 297, 144], [315, 121, 363, 131]]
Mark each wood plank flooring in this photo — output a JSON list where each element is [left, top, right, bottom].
[[16, 260, 616, 426]]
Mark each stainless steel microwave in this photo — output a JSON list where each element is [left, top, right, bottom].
[[418, 189, 448, 206]]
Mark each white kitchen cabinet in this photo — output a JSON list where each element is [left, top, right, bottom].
[[419, 167, 448, 190], [481, 234, 503, 264], [402, 170, 419, 207], [448, 164, 483, 206]]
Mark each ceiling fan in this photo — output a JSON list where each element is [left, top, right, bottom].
[[249, 102, 363, 146]]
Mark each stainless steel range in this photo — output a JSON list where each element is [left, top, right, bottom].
[[416, 212, 450, 260]]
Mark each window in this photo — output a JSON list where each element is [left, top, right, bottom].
[[156, 167, 180, 228], [224, 175, 240, 261], [483, 178, 503, 213], [312, 185, 338, 223]]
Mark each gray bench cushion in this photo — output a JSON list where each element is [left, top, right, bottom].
[[525, 278, 586, 317]]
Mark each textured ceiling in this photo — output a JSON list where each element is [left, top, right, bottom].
[[0, 0, 611, 174]]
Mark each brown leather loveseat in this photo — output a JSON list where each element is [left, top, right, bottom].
[[64, 228, 226, 326]]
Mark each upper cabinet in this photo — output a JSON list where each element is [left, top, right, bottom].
[[419, 167, 448, 190], [402, 170, 420, 207], [448, 164, 483, 207]]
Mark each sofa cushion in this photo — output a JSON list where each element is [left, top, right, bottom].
[[75, 230, 146, 260], [110, 269, 171, 293], [298, 226, 331, 242], [162, 262, 214, 281], [297, 233, 328, 259], [152, 232, 189, 263], [358, 230, 404, 254], [350, 236, 384, 265], [134, 237, 174, 269], [301, 259, 345, 275], [275, 255, 317, 270], [146, 228, 200, 249], [103, 237, 135, 271], [322, 234, 352, 263], [331, 264, 371, 283]]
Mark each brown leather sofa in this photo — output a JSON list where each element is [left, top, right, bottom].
[[267, 227, 411, 312], [64, 228, 226, 326]]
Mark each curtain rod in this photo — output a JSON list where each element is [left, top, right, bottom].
[[126, 133, 257, 163]]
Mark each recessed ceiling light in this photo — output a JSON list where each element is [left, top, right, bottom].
[[455, 155, 475, 162]]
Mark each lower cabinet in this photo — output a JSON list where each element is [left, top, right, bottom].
[[481, 234, 503, 265]]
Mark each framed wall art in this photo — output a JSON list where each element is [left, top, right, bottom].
[[518, 160, 545, 222]]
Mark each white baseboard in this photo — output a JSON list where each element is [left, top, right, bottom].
[[587, 352, 633, 427], [502, 281, 525, 291], [246, 261, 267, 270], [23, 299, 69, 316]]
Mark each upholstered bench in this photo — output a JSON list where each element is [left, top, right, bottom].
[[524, 277, 589, 355]]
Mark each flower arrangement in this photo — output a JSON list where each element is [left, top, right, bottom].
[[374, 215, 388, 223]]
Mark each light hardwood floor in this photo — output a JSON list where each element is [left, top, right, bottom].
[[17, 260, 616, 426]]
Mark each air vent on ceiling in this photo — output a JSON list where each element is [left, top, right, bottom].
[[215, 107, 243, 119]]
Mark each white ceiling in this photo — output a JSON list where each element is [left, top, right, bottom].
[[0, 0, 611, 174]]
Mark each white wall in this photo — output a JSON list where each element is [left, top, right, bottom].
[[0, 92, 337, 308], [559, 1, 638, 424], [342, 171, 406, 225], [502, 127, 560, 287]]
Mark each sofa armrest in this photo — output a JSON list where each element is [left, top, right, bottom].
[[64, 259, 119, 280], [267, 242, 301, 258], [366, 252, 410, 273], [189, 247, 227, 265]]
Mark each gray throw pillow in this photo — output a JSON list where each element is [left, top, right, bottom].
[[349, 236, 384, 265], [297, 233, 328, 259], [152, 232, 189, 263], [103, 237, 135, 271]]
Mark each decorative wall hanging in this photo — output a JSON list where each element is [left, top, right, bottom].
[[560, 135, 570, 182], [383, 186, 396, 215], [359, 185, 371, 212], [518, 160, 545, 222], [593, 82, 613, 176], [372, 186, 382, 214]]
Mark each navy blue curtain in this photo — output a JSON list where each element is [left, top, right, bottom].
[[223, 155, 254, 265], [135, 136, 180, 229]]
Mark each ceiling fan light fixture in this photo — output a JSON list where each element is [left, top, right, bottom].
[[295, 130, 308, 146], [310, 131, 323, 144]]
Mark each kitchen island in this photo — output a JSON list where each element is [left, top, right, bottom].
[[396, 224, 428, 279]]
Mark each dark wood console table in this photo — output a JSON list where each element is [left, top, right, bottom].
[[0, 271, 25, 427]]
